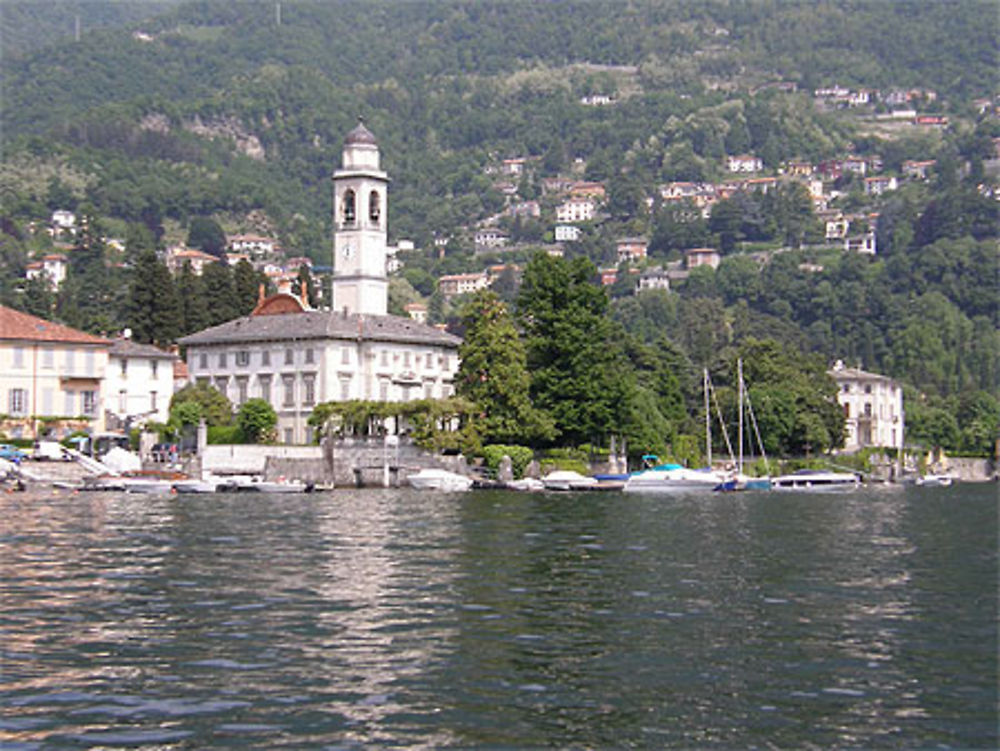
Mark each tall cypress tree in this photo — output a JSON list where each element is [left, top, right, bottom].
[[201, 261, 239, 325], [457, 290, 555, 446], [177, 261, 210, 335], [127, 250, 181, 345], [233, 258, 263, 315]]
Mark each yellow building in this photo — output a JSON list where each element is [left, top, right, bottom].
[[0, 305, 109, 439]]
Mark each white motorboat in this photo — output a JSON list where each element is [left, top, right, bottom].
[[541, 470, 598, 491], [407, 468, 473, 492], [506, 477, 546, 492], [771, 469, 861, 490], [915, 473, 955, 487], [623, 464, 729, 493]]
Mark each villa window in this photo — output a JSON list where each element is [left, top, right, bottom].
[[236, 351, 250, 367], [12, 348, 24, 369], [282, 376, 295, 406], [151, 359, 158, 378], [150, 391, 158, 412], [236, 377, 248, 405], [305, 348, 314, 365], [219, 352, 227, 368], [215, 376, 229, 398], [259, 376, 272, 403], [9, 388, 27, 415], [262, 350, 271, 366], [303, 375, 316, 406], [199, 353, 208, 369], [120, 359, 128, 376], [82, 390, 97, 416], [285, 348, 294, 366], [119, 390, 127, 413]]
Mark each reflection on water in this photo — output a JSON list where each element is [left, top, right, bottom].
[[0, 484, 996, 749]]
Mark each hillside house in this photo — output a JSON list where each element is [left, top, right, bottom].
[[554, 224, 582, 242], [902, 160, 935, 179], [864, 176, 898, 196], [404, 303, 427, 324], [474, 227, 509, 249], [685, 247, 721, 270], [829, 360, 903, 452], [165, 246, 219, 275], [229, 234, 277, 256], [616, 238, 648, 264], [637, 267, 671, 293], [556, 197, 596, 223], [501, 158, 526, 176], [25, 253, 68, 290], [727, 154, 763, 173], [438, 272, 489, 298], [844, 232, 877, 255], [569, 181, 607, 200]]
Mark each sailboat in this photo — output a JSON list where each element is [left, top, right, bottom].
[[624, 369, 732, 493], [715, 359, 772, 492]]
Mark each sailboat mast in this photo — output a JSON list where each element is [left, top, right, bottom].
[[738, 358, 744, 474], [704, 368, 711, 466]]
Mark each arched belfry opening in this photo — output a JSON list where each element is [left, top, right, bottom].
[[369, 190, 381, 225], [342, 189, 356, 225]]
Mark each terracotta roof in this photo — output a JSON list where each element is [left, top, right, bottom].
[[0, 305, 109, 345], [178, 310, 461, 348]]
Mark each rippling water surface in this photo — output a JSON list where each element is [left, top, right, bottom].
[[1, 484, 996, 749]]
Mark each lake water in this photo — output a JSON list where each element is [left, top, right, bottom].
[[1, 483, 996, 749]]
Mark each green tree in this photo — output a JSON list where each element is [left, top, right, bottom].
[[187, 216, 227, 258], [126, 249, 182, 345], [456, 290, 555, 445], [201, 261, 239, 325], [176, 261, 210, 335], [170, 382, 233, 427], [237, 398, 277, 443], [233, 258, 263, 314], [517, 252, 629, 445]]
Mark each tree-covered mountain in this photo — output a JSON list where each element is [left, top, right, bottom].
[[1, 0, 997, 457]]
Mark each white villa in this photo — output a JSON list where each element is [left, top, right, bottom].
[[829, 360, 904, 452], [105, 336, 180, 430], [179, 121, 461, 445]]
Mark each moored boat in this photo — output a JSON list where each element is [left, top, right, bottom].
[[914, 473, 955, 487], [541, 470, 599, 491], [407, 468, 473, 492], [623, 464, 729, 493], [770, 469, 861, 490]]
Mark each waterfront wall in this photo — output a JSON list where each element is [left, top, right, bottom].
[[199, 438, 468, 487]]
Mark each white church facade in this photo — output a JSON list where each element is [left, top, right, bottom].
[[180, 121, 461, 444]]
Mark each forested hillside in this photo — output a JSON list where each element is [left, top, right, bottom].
[[1, 0, 997, 458]]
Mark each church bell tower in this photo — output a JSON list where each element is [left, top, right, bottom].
[[332, 118, 390, 315]]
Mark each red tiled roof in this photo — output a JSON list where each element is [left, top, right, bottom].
[[0, 305, 109, 345]]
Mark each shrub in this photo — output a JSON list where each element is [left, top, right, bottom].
[[481, 444, 534, 479], [207, 425, 244, 444]]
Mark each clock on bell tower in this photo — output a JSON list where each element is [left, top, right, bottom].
[[332, 118, 390, 316]]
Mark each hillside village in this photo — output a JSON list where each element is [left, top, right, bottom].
[[1, 2, 997, 471]]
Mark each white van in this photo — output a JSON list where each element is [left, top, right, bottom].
[[34, 440, 66, 461]]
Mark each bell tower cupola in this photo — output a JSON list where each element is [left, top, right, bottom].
[[332, 118, 390, 316]]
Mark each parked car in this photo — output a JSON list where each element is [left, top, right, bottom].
[[150, 443, 178, 463], [0, 444, 27, 462]]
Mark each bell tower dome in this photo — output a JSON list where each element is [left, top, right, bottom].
[[332, 118, 390, 315]]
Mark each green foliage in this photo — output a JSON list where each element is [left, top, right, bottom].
[[456, 290, 555, 446], [517, 252, 630, 445], [539, 447, 590, 476], [236, 398, 277, 444], [127, 249, 182, 345], [207, 425, 243, 445], [170, 382, 232, 427], [481, 444, 534, 479], [187, 216, 227, 257]]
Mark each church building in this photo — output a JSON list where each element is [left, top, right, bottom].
[[179, 121, 461, 444]]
